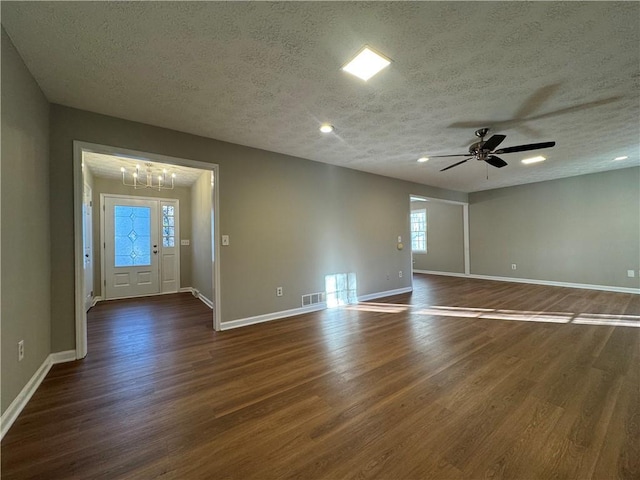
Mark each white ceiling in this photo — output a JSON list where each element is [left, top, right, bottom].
[[3, 2, 638, 193], [83, 152, 205, 188]]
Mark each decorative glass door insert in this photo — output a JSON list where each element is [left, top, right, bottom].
[[114, 205, 152, 267]]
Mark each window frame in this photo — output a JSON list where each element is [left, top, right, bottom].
[[410, 208, 427, 253]]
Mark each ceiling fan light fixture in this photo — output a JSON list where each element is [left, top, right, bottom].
[[522, 156, 546, 165], [613, 156, 628, 161], [320, 124, 334, 133], [342, 46, 391, 81], [417, 157, 429, 163]]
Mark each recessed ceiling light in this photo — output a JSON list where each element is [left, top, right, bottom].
[[522, 156, 546, 165], [614, 156, 628, 161], [320, 124, 334, 133], [417, 157, 429, 163], [342, 46, 391, 81]]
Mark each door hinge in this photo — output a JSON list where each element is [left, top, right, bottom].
[[90, 201, 93, 207], [104, 242, 106, 249], [90, 290, 94, 297]]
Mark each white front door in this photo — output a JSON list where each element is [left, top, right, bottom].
[[104, 197, 160, 299], [83, 184, 94, 311]]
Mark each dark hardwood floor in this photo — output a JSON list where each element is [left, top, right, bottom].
[[2, 274, 639, 479]]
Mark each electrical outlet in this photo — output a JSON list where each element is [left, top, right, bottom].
[[399, 270, 403, 278], [18, 340, 24, 361], [180, 239, 190, 246], [221, 235, 230, 246], [628, 270, 636, 278], [511, 264, 517, 270], [276, 286, 283, 297]]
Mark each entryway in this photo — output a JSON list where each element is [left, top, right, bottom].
[[73, 141, 222, 360]]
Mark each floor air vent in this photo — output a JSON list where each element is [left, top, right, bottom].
[[302, 292, 326, 307]]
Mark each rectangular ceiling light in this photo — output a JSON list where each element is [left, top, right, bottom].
[[522, 156, 546, 165], [342, 46, 391, 81]]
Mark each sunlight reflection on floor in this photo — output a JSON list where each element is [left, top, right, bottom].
[[344, 303, 640, 327]]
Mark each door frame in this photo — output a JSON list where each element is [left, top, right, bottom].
[[73, 141, 222, 359], [100, 194, 180, 300], [408, 194, 470, 284], [83, 182, 94, 312]]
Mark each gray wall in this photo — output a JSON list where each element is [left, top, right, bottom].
[[411, 200, 465, 274], [90, 176, 193, 296], [191, 171, 213, 301], [469, 167, 640, 288], [48, 105, 466, 351], [1, 28, 51, 414]]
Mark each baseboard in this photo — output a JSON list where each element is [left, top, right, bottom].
[[0, 350, 76, 440], [358, 286, 413, 302], [91, 296, 103, 307], [51, 350, 78, 364], [221, 303, 327, 331], [197, 292, 214, 309], [178, 287, 193, 293], [413, 270, 640, 294], [413, 269, 467, 278]]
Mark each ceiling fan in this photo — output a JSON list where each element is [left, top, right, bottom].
[[432, 128, 556, 172]]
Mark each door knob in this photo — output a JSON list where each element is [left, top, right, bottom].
[[153, 250, 158, 254]]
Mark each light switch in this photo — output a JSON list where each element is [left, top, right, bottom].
[[398, 236, 402, 243], [222, 235, 230, 246], [180, 239, 190, 246]]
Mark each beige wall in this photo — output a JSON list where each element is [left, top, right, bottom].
[[48, 105, 467, 351], [469, 167, 640, 288], [90, 176, 193, 296], [1, 28, 51, 414], [191, 171, 213, 301], [411, 200, 465, 274]]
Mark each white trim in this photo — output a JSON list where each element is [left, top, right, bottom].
[[73, 143, 87, 359], [212, 169, 222, 331], [91, 296, 103, 307], [184, 287, 214, 309], [74, 141, 222, 357], [220, 303, 327, 331], [358, 286, 414, 302], [463, 204, 470, 275], [0, 350, 76, 440], [197, 292, 214, 309], [413, 269, 467, 278], [413, 270, 640, 294]]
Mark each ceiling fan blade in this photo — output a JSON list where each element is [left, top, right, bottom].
[[429, 153, 472, 158], [440, 158, 471, 172], [482, 134, 506, 152], [484, 155, 508, 168], [494, 141, 556, 154]]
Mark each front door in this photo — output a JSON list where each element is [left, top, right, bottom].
[[104, 197, 160, 299]]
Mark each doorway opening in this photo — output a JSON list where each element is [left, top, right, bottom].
[[409, 195, 470, 276], [73, 141, 221, 359]]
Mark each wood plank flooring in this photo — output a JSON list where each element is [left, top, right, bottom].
[[2, 274, 639, 479]]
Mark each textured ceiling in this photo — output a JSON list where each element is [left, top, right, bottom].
[[83, 152, 205, 188], [2, 2, 639, 193]]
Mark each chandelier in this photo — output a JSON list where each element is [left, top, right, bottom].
[[121, 163, 176, 190]]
